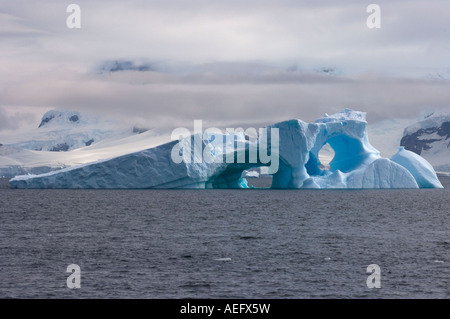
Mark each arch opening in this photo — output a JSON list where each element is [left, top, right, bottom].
[[318, 143, 334, 171], [305, 143, 335, 176], [241, 166, 273, 188]]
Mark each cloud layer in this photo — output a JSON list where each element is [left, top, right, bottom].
[[1, 0, 450, 131]]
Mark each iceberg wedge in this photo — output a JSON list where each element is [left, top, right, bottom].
[[391, 147, 443, 188]]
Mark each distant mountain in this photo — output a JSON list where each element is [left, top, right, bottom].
[[99, 60, 155, 73], [0, 109, 159, 177], [400, 113, 450, 172], [95, 59, 450, 82], [3, 109, 147, 152], [38, 110, 82, 128]]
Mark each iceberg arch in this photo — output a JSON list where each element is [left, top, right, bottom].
[[9, 109, 443, 189]]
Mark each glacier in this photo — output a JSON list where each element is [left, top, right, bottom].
[[9, 109, 443, 189]]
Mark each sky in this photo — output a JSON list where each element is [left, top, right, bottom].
[[1, 0, 450, 132]]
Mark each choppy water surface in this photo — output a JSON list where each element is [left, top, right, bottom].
[[0, 178, 449, 298]]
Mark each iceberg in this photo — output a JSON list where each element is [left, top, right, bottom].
[[9, 109, 443, 189], [391, 147, 443, 188]]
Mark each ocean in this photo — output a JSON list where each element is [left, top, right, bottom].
[[0, 177, 449, 298]]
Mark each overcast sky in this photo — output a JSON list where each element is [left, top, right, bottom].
[[1, 0, 450, 131]]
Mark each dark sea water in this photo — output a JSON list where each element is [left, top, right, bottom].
[[0, 177, 449, 299]]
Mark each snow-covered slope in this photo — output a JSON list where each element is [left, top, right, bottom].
[[0, 129, 170, 178], [400, 113, 450, 172], [0, 109, 161, 177], [1, 110, 142, 152], [10, 109, 442, 189]]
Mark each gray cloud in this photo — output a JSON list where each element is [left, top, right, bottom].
[[0, 107, 37, 132], [3, 67, 449, 130], [1, 0, 450, 132]]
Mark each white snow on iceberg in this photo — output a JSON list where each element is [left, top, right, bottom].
[[9, 109, 443, 189], [391, 147, 443, 188]]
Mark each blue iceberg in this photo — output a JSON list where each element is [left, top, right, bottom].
[[9, 109, 443, 189]]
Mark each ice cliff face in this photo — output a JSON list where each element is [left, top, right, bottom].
[[9, 109, 443, 189]]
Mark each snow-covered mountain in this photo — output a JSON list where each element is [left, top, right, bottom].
[[95, 59, 450, 83], [0, 109, 166, 177], [400, 113, 450, 173], [3, 109, 144, 152]]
